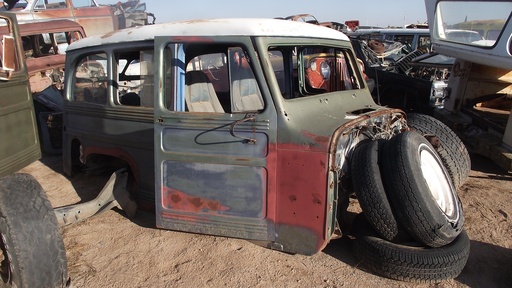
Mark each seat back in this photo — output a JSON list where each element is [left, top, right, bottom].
[[185, 70, 224, 113], [231, 66, 264, 112]]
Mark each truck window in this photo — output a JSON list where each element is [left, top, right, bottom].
[[434, 1, 512, 47], [164, 43, 264, 113], [73, 0, 96, 8], [35, 0, 68, 9], [73, 53, 107, 104], [390, 34, 414, 49], [268, 46, 363, 99], [22, 30, 83, 59], [115, 49, 154, 107]]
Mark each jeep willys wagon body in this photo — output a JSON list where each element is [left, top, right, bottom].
[[62, 18, 407, 255]]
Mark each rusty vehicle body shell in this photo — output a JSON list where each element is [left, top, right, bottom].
[[61, 19, 408, 255], [1, 0, 117, 35]]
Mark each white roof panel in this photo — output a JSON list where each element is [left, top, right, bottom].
[[68, 18, 350, 51]]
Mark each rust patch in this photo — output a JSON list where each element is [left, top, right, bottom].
[[302, 130, 330, 144], [314, 136, 330, 143], [162, 187, 229, 213], [312, 193, 322, 205]]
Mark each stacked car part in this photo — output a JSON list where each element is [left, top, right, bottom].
[[350, 114, 471, 283]]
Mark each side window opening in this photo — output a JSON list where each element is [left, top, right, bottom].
[[73, 0, 96, 8], [21, 30, 82, 59], [73, 53, 108, 104], [269, 45, 363, 99], [36, 33, 58, 55], [35, 0, 68, 9], [115, 49, 154, 107], [185, 52, 228, 113], [165, 43, 265, 114]]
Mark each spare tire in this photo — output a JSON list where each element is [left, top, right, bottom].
[[350, 139, 409, 242], [351, 214, 470, 283], [0, 174, 69, 288], [406, 113, 471, 188], [380, 131, 464, 247]]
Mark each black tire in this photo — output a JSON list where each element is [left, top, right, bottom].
[[0, 174, 68, 288], [351, 214, 470, 283], [351, 139, 409, 242], [407, 113, 471, 188], [380, 131, 464, 247]]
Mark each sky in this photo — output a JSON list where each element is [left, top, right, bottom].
[[97, 0, 428, 28]]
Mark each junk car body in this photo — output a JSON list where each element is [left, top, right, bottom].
[[61, 18, 409, 254]]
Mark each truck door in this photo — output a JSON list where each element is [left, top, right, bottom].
[[153, 37, 278, 241], [0, 13, 41, 177], [31, 0, 73, 21]]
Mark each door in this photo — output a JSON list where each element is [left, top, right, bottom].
[[31, 0, 73, 20], [0, 13, 41, 177], [153, 37, 277, 241]]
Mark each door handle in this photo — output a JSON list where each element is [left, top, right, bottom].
[[230, 114, 257, 144]]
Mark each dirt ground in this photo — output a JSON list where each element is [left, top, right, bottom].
[[19, 153, 511, 288]]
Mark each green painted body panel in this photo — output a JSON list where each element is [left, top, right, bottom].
[[0, 13, 41, 177]]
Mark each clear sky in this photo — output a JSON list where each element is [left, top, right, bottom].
[[98, 0, 428, 28]]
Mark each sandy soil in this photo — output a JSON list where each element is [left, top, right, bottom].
[[19, 153, 511, 288]]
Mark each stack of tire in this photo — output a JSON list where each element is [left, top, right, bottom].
[[349, 113, 471, 283]]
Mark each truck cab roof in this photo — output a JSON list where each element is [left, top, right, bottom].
[[68, 18, 350, 51]]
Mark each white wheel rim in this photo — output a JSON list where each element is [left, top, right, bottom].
[[419, 144, 457, 219]]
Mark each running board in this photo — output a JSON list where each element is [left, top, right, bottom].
[[54, 169, 138, 227]]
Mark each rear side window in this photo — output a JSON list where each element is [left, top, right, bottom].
[[115, 49, 154, 107], [73, 53, 108, 104]]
